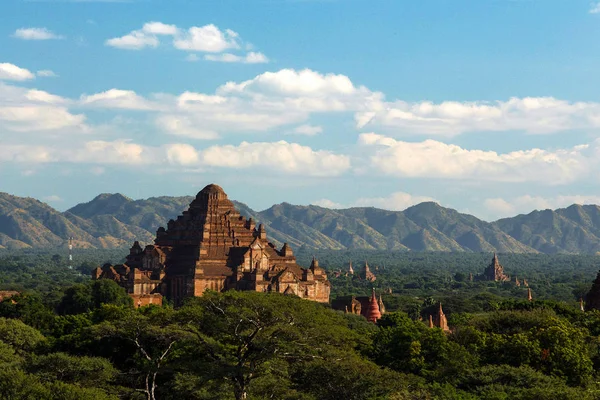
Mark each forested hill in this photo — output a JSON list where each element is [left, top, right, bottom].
[[2, 191, 600, 254]]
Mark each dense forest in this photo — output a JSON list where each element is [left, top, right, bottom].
[[1, 249, 600, 399]]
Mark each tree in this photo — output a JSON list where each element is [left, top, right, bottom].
[[0, 317, 46, 354], [178, 291, 361, 400], [91, 305, 185, 400], [25, 352, 117, 388], [57, 280, 132, 315]]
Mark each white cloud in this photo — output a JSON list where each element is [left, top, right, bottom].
[[358, 132, 595, 184], [156, 115, 219, 140], [0, 82, 85, 132], [43, 195, 63, 202], [25, 89, 68, 104], [0, 63, 35, 81], [311, 199, 345, 209], [185, 54, 200, 62], [174, 25, 239, 52], [37, 70, 58, 78], [142, 21, 178, 36], [106, 22, 256, 57], [0, 106, 85, 131], [166, 143, 199, 166], [291, 124, 323, 136], [80, 89, 156, 110], [591, 2, 600, 13], [220, 68, 358, 97], [104, 22, 177, 49], [204, 51, 269, 64], [62, 67, 600, 146], [357, 97, 600, 136], [244, 52, 269, 64], [75, 69, 372, 139], [105, 30, 159, 50], [484, 195, 600, 219], [200, 141, 350, 177], [0, 144, 55, 163], [312, 191, 436, 211], [204, 53, 242, 63], [0, 135, 348, 178], [12, 27, 63, 40], [353, 192, 437, 211]]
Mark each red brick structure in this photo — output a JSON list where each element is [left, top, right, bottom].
[[359, 261, 376, 282], [0, 291, 19, 303], [429, 303, 450, 332], [483, 253, 510, 282], [92, 184, 330, 306], [364, 288, 382, 323]]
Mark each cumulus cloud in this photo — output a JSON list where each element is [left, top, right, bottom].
[[0, 63, 35, 81], [25, 89, 68, 104], [0, 140, 157, 165], [0, 82, 85, 132], [312, 191, 436, 211], [200, 141, 350, 177], [165, 143, 200, 166], [80, 89, 157, 110], [37, 70, 58, 78], [156, 115, 219, 140], [357, 97, 600, 136], [353, 192, 437, 210], [42, 195, 63, 202], [12, 27, 63, 40], [1, 136, 348, 177], [105, 30, 159, 50], [142, 21, 178, 35], [220, 68, 359, 97], [173, 25, 239, 52], [51, 67, 600, 146], [105, 22, 179, 49], [291, 124, 323, 136], [105, 22, 264, 60], [484, 195, 600, 219], [204, 51, 269, 64], [358, 132, 595, 184], [311, 199, 345, 209], [79, 69, 372, 138]]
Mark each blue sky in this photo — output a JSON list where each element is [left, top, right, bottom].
[[2, 0, 600, 220]]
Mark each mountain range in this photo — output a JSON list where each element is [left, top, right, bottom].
[[2, 191, 600, 254]]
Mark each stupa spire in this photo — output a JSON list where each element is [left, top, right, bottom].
[[365, 288, 381, 323]]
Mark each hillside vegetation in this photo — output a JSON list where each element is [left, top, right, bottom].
[[3, 192, 600, 254]]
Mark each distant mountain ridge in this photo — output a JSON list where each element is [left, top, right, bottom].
[[1, 191, 600, 254]]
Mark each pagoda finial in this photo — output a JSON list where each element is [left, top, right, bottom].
[[310, 256, 319, 269], [527, 288, 533, 302]]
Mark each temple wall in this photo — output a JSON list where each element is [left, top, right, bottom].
[[130, 293, 163, 308]]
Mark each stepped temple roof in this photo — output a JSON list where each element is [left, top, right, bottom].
[[93, 184, 331, 306]]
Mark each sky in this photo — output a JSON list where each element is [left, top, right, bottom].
[[3, 0, 600, 220]]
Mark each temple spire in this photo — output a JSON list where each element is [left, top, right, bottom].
[[365, 288, 382, 323], [378, 294, 386, 314], [527, 288, 533, 302]]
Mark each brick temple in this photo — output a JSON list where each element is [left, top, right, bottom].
[[482, 253, 510, 282], [92, 184, 331, 306]]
